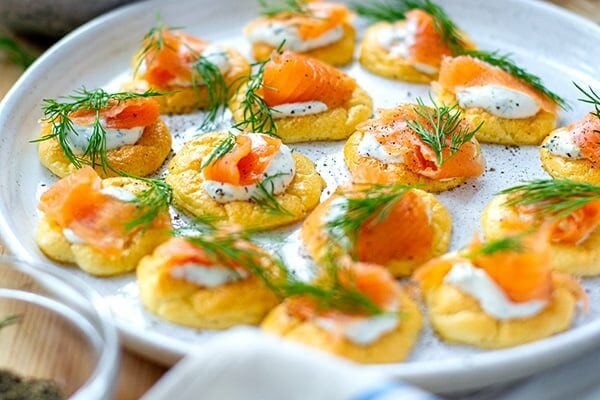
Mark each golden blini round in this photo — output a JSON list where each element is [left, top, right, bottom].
[[249, 23, 356, 67], [420, 278, 577, 349], [261, 291, 422, 364], [540, 129, 600, 184], [302, 189, 452, 277], [230, 85, 373, 144], [482, 194, 600, 276], [37, 119, 172, 178], [128, 49, 251, 114], [166, 132, 325, 230], [436, 87, 558, 145], [343, 130, 478, 192], [35, 177, 172, 276], [136, 249, 279, 329]]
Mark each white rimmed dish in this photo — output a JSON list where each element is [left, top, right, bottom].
[[0, 0, 599, 393]]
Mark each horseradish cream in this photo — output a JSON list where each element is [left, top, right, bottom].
[[202, 133, 295, 203], [271, 101, 328, 119], [456, 85, 540, 119], [357, 132, 404, 164], [247, 22, 344, 53], [66, 120, 144, 154], [444, 261, 547, 320], [542, 128, 583, 159], [316, 313, 400, 345], [63, 228, 86, 245], [170, 263, 248, 288], [100, 187, 137, 203]]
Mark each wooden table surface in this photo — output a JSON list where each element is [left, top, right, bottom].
[[0, 1, 597, 399]]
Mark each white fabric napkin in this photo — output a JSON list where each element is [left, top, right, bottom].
[[143, 328, 438, 400]]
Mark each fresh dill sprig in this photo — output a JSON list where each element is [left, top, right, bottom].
[[174, 224, 383, 316], [0, 314, 22, 330], [351, 0, 466, 53], [500, 179, 600, 219], [281, 253, 385, 316], [251, 173, 293, 216], [0, 36, 36, 69], [475, 235, 525, 256], [124, 177, 173, 231], [574, 82, 600, 120], [233, 58, 278, 136], [200, 132, 237, 170], [178, 225, 287, 293], [325, 184, 415, 254], [463, 50, 568, 110], [258, 0, 309, 17], [33, 87, 163, 173], [193, 54, 230, 130], [407, 96, 482, 167]]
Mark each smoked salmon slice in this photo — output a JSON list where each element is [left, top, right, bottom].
[[437, 55, 558, 113], [510, 198, 600, 245], [246, 1, 351, 41], [357, 107, 485, 180], [415, 232, 554, 304], [203, 134, 281, 186], [405, 9, 454, 69], [141, 28, 208, 87], [38, 166, 139, 255], [572, 114, 600, 164], [262, 50, 356, 109], [69, 97, 161, 130], [356, 190, 434, 264]]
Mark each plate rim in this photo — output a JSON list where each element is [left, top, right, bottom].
[[1, 0, 600, 392]]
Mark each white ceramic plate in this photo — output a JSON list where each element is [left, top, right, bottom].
[[1, 0, 599, 393]]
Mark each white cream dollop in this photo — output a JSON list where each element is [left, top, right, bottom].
[[247, 22, 344, 52], [456, 85, 540, 119], [271, 101, 328, 119], [542, 127, 584, 159], [62, 228, 86, 245], [170, 263, 248, 288], [376, 20, 438, 75], [315, 313, 400, 345], [66, 120, 144, 154], [357, 132, 404, 164], [99, 187, 137, 202], [444, 261, 547, 320], [202, 133, 296, 203]]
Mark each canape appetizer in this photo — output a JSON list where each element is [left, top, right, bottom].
[[166, 131, 325, 229], [414, 232, 587, 349], [229, 50, 373, 143], [355, 0, 475, 83], [137, 225, 282, 329], [36, 167, 172, 276], [541, 84, 600, 183], [262, 260, 422, 363], [302, 184, 451, 277], [129, 19, 250, 117], [483, 179, 600, 276], [434, 53, 566, 145], [36, 88, 171, 178], [344, 101, 485, 192], [245, 0, 355, 66]]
